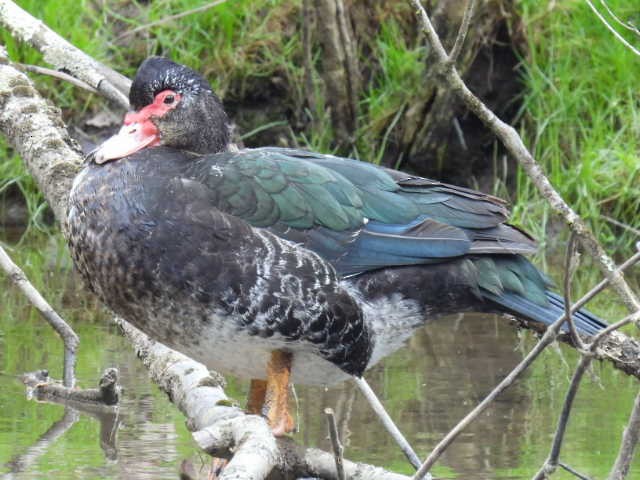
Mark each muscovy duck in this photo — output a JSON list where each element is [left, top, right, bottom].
[[68, 57, 606, 435]]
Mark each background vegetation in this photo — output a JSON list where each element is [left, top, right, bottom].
[[1, 2, 639, 478], [515, 0, 639, 248], [1, 1, 638, 255]]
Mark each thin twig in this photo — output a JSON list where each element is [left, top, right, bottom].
[[563, 233, 587, 351], [353, 377, 423, 472], [532, 241, 639, 480], [408, 0, 640, 315], [409, 0, 452, 63], [609, 389, 640, 480], [117, 0, 229, 39], [592, 311, 640, 345], [569, 245, 640, 317], [0, 245, 79, 387], [410, 248, 640, 480], [14, 63, 98, 93], [535, 308, 640, 480], [452, 116, 468, 151], [559, 462, 593, 480], [533, 357, 592, 479], [584, 0, 640, 57], [449, 0, 476, 63], [601, 215, 640, 237], [302, 0, 316, 116], [325, 408, 346, 480], [598, 0, 640, 36], [413, 321, 559, 480]]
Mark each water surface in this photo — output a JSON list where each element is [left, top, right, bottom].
[[1, 230, 638, 479]]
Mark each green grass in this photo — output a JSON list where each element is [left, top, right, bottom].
[[0, 139, 48, 232], [2, 0, 638, 255], [355, 19, 427, 164], [0, 0, 111, 232], [513, 0, 640, 251]]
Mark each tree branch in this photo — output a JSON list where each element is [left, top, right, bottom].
[[598, 0, 640, 36], [0, 0, 130, 107], [21, 368, 121, 407], [2, 2, 639, 477], [0, 62, 81, 221], [0, 245, 79, 387], [585, 0, 640, 57], [408, 2, 640, 477], [534, 308, 640, 480], [354, 376, 422, 470], [408, 0, 640, 317], [562, 233, 588, 351], [120, 318, 409, 480], [448, 0, 476, 63], [14, 62, 99, 94], [411, 244, 640, 479], [325, 408, 346, 480]]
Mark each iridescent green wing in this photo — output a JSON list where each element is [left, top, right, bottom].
[[191, 149, 365, 231]]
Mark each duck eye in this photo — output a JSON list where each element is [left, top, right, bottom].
[[163, 95, 175, 105]]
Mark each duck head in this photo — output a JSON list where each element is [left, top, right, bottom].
[[93, 57, 230, 163]]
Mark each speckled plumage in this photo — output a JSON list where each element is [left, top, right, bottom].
[[68, 149, 373, 383], [67, 57, 607, 386]]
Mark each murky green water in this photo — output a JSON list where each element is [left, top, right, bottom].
[[1, 229, 638, 479]]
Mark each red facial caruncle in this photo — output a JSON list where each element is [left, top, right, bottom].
[[92, 89, 182, 164]]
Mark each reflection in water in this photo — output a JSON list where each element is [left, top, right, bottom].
[[0, 233, 638, 479], [297, 314, 532, 479], [4, 313, 534, 479], [6, 408, 80, 476]]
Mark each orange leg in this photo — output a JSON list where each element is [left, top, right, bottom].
[[263, 350, 295, 436], [246, 379, 267, 414]]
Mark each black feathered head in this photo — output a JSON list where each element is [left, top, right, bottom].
[[92, 57, 230, 163]]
